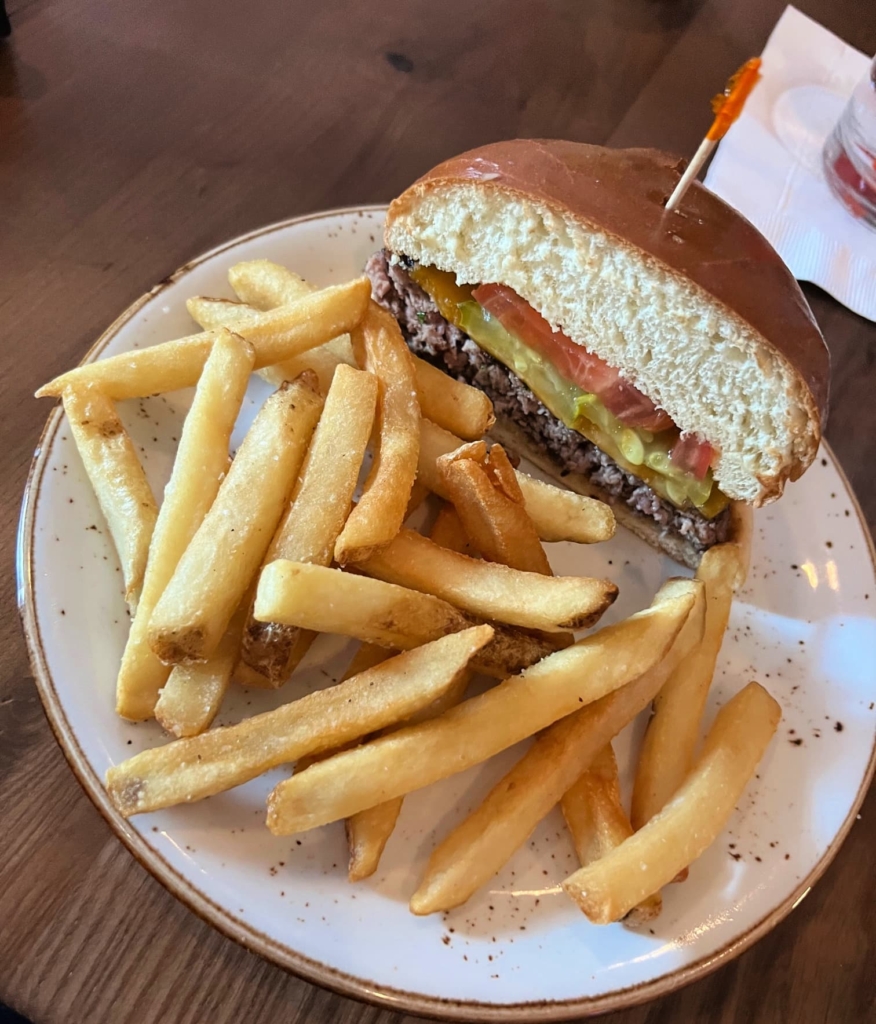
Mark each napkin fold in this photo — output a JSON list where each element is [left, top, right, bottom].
[[704, 6, 875, 322]]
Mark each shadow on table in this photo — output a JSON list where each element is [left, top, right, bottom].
[[0, 1005, 31, 1024]]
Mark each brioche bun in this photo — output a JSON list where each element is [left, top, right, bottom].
[[385, 139, 829, 506]]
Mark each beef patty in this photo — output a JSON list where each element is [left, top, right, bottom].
[[365, 250, 730, 553]]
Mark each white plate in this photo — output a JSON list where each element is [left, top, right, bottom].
[[18, 207, 876, 1021]]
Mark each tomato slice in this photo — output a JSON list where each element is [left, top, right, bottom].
[[472, 284, 674, 432], [670, 433, 715, 481]]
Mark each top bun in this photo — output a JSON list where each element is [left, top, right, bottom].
[[385, 139, 829, 506]]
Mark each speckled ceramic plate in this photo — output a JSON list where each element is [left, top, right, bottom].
[[18, 208, 876, 1021]]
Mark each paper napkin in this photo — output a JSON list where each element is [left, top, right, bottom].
[[704, 5, 875, 321]]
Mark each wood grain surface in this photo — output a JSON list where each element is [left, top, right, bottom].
[[2, 1, 875, 1021]]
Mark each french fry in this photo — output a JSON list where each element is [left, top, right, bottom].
[[185, 297, 255, 330], [187, 295, 353, 394], [229, 262, 492, 438], [347, 802, 403, 881], [62, 386, 158, 609], [36, 279, 370, 400], [203, 265, 359, 392], [148, 376, 323, 665], [404, 481, 430, 522], [344, 511, 477, 881], [277, 350, 490, 441], [154, 600, 248, 738], [253, 561, 555, 678], [412, 358, 494, 440], [429, 503, 476, 556], [199, 260, 491, 437], [408, 581, 703, 914], [631, 543, 741, 832], [239, 364, 379, 687], [233, 654, 309, 691], [341, 641, 392, 678], [196, 282, 493, 442], [561, 746, 662, 927], [728, 501, 753, 591], [334, 305, 420, 564], [293, 642, 392, 775], [115, 330, 255, 720], [106, 626, 494, 816], [418, 419, 615, 544], [438, 442, 551, 574], [228, 259, 314, 309], [248, 334, 354, 394], [516, 474, 615, 544], [346, 668, 471, 882], [352, 528, 616, 632], [562, 682, 781, 923], [265, 579, 699, 836], [562, 744, 624, 863]]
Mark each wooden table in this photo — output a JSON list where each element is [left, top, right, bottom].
[[2, 1, 874, 1021]]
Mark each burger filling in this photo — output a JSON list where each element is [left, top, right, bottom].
[[366, 250, 731, 552]]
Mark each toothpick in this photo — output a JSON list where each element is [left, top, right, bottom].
[[665, 57, 763, 213]]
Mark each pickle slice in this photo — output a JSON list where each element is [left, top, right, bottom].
[[417, 272, 726, 518]]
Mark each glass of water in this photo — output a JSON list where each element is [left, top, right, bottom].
[[822, 56, 876, 228]]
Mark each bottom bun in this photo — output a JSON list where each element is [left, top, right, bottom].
[[488, 417, 751, 582]]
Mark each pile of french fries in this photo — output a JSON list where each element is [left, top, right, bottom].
[[37, 259, 780, 926]]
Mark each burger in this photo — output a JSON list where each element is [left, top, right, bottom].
[[365, 140, 829, 568]]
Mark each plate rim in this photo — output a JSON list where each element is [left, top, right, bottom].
[[16, 206, 876, 1022]]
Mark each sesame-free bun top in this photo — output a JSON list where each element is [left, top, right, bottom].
[[385, 139, 829, 505]]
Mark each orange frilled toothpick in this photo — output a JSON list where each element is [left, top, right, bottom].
[[665, 57, 763, 213]]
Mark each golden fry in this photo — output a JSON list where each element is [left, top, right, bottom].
[[412, 357, 494, 440], [62, 386, 157, 609], [346, 667, 472, 882], [194, 267, 358, 391], [563, 682, 780, 923], [418, 419, 615, 543], [294, 643, 392, 775], [253, 560, 554, 678], [429, 503, 476, 556], [344, 497, 480, 881], [228, 259, 315, 309], [226, 262, 355, 390], [404, 481, 431, 522], [106, 626, 493, 816], [253, 336, 354, 394], [36, 279, 370, 399], [438, 442, 551, 574], [230, 264, 490, 437], [631, 543, 741, 831], [116, 330, 255, 720], [334, 305, 420, 564], [408, 581, 703, 914], [240, 364, 378, 687], [320, 508, 477, 880], [265, 579, 699, 836], [728, 501, 753, 590], [195, 269, 483, 439], [148, 376, 323, 665], [341, 642, 392, 679], [347, 802, 403, 881], [353, 527, 616, 632], [185, 297, 253, 330], [516, 474, 615, 544], [561, 746, 662, 927], [154, 600, 248, 737]]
